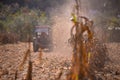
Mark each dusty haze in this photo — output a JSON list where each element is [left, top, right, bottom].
[[49, 1, 74, 53]]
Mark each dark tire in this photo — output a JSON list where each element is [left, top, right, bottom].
[[49, 44, 53, 52], [44, 45, 53, 52], [44, 47, 52, 52], [48, 47, 52, 52], [33, 40, 39, 52]]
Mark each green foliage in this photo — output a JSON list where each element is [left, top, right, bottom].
[[109, 17, 120, 26], [0, 2, 3, 8], [0, 4, 51, 42]]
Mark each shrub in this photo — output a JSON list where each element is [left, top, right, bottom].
[[0, 33, 19, 44]]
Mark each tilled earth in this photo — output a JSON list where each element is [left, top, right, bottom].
[[0, 42, 120, 80]]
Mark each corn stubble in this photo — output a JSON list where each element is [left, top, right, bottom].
[[15, 42, 33, 80], [66, 0, 107, 80], [14, 49, 31, 80], [26, 60, 32, 80], [19, 49, 30, 71], [39, 48, 43, 61]]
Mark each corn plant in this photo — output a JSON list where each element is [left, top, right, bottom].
[[67, 0, 95, 80]]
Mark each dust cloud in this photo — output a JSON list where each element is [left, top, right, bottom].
[[49, 1, 74, 53], [48, 0, 109, 53]]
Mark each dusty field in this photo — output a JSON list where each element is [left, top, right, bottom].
[[0, 42, 120, 80]]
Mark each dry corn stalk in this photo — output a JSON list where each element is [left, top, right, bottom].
[[39, 48, 43, 61], [26, 41, 32, 80], [15, 70, 18, 80], [15, 32, 33, 80], [26, 60, 32, 80], [67, 0, 95, 80], [19, 49, 30, 70]]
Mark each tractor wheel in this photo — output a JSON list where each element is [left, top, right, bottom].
[[33, 40, 39, 52]]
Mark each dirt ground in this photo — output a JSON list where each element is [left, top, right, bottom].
[[0, 42, 120, 80]]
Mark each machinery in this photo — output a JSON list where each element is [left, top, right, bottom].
[[33, 26, 52, 52]]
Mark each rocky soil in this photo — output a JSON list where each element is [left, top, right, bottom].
[[0, 42, 120, 80]]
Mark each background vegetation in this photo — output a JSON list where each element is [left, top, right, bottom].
[[85, 0, 120, 42], [0, 2, 51, 43], [0, 0, 120, 44]]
